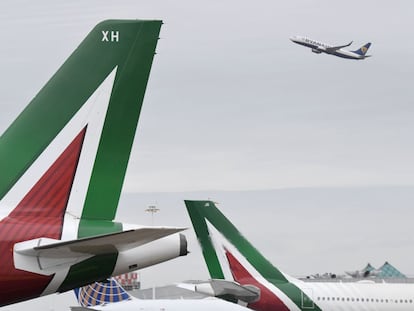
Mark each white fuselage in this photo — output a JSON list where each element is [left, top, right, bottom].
[[293, 278, 414, 310], [290, 35, 365, 60]]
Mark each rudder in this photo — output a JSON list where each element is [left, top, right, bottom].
[[353, 42, 371, 55]]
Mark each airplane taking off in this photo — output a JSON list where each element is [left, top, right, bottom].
[[0, 20, 188, 306], [71, 278, 251, 311], [186, 200, 414, 311], [290, 36, 371, 60]]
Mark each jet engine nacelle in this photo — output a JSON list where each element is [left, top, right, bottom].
[[312, 48, 322, 54], [113, 233, 188, 275]]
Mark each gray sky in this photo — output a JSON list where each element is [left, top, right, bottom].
[[1, 0, 414, 192], [0, 0, 414, 310]]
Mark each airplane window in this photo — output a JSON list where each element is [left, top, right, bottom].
[[356, 298, 359, 302]]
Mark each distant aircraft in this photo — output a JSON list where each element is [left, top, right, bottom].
[[0, 20, 188, 306], [290, 35, 371, 60], [345, 264, 381, 278], [185, 200, 414, 311], [72, 278, 250, 311]]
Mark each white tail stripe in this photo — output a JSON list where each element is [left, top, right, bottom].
[[0, 68, 117, 224], [63, 67, 117, 225]]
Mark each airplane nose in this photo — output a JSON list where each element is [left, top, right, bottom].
[[289, 36, 297, 42]]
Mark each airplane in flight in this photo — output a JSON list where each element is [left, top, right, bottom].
[[185, 200, 414, 311], [72, 277, 251, 311], [0, 20, 188, 306], [290, 36, 371, 60]]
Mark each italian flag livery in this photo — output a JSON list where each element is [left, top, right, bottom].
[[185, 200, 414, 311], [0, 20, 187, 306]]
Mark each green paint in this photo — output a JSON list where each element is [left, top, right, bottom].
[[185, 200, 288, 283], [78, 219, 123, 238], [0, 20, 161, 229], [58, 253, 118, 293], [81, 20, 161, 221], [185, 200, 321, 311], [186, 202, 225, 279], [5, 20, 165, 288]]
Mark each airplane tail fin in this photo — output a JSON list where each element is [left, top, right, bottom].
[[352, 42, 371, 56], [0, 20, 183, 304], [0, 20, 162, 234], [185, 200, 321, 311], [185, 200, 288, 282], [74, 278, 132, 307]]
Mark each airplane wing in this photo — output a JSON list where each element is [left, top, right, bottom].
[[325, 41, 353, 52], [195, 279, 260, 303], [14, 227, 185, 275], [171, 279, 260, 303]]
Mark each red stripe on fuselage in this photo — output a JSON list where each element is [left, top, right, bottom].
[[225, 250, 290, 311], [0, 128, 86, 306]]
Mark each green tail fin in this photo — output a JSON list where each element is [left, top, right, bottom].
[[0, 20, 161, 225], [185, 200, 322, 311], [185, 200, 288, 283]]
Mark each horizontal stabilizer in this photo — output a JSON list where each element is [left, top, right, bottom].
[[14, 227, 185, 275], [195, 279, 260, 303]]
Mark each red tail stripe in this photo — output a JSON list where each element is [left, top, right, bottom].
[[34, 167, 74, 217], [225, 250, 290, 311], [32, 149, 79, 212], [10, 128, 86, 217], [14, 144, 76, 214], [0, 127, 87, 305]]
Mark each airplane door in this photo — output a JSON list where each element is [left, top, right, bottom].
[[301, 289, 315, 309]]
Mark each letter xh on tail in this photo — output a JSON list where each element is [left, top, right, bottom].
[[0, 20, 187, 307]]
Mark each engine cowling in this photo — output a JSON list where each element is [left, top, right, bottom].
[[312, 48, 322, 54]]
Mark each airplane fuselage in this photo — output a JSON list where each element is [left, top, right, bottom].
[[240, 273, 414, 311], [297, 280, 414, 311], [225, 228, 414, 311], [185, 200, 412, 311], [290, 36, 368, 60]]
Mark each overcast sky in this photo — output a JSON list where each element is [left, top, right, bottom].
[[1, 0, 414, 192], [0, 0, 414, 310]]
